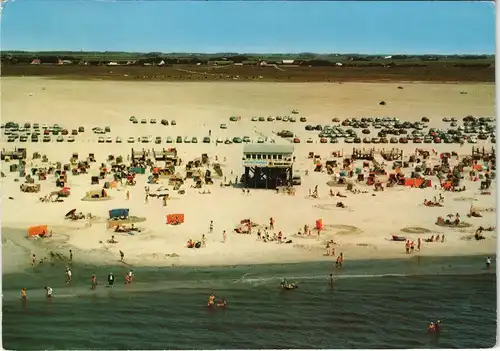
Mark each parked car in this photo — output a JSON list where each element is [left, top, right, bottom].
[[141, 119, 147, 124], [171, 120, 176, 125], [127, 137, 135, 143], [141, 136, 150, 143], [98, 136, 105, 143], [166, 136, 173, 143], [220, 124, 227, 129], [57, 135, 64, 142], [155, 136, 162, 144], [300, 117, 307, 122], [257, 137, 265, 143], [293, 137, 301, 143], [71, 129, 78, 135], [20, 135, 28, 142], [68, 136, 75, 142], [192, 137, 198, 143], [78, 126, 85, 132], [161, 119, 169, 126], [203, 137, 211, 143], [150, 119, 157, 124], [105, 126, 111, 132], [243, 136, 251, 143], [232, 137, 242, 143], [116, 137, 122, 143], [176, 136, 182, 143], [184, 136, 191, 143]]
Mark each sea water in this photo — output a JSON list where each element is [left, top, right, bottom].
[[2, 255, 496, 349]]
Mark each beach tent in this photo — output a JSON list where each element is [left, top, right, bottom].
[[109, 208, 130, 219], [166, 214, 185, 224], [27, 225, 48, 237]]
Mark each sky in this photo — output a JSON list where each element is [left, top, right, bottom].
[[0, 0, 496, 54]]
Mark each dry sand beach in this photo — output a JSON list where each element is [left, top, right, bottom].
[[1, 77, 496, 272]]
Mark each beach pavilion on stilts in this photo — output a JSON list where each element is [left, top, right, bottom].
[[242, 144, 294, 189]]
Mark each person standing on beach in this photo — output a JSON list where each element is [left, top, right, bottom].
[[202, 234, 207, 248], [69, 249, 73, 262], [209, 221, 213, 233], [120, 250, 125, 262], [126, 190, 130, 200], [269, 217, 274, 230], [417, 238, 422, 251], [222, 230, 227, 243]]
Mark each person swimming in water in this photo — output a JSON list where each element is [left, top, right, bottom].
[[207, 293, 215, 307], [20, 288, 27, 300], [428, 320, 441, 333], [216, 299, 227, 308]]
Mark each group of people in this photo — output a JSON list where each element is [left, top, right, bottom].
[[21, 269, 134, 301], [207, 293, 227, 308]]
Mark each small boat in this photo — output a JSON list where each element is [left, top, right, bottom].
[[391, 235, 407, 242]]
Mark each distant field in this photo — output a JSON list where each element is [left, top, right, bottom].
[[1, 64, 495, 82]]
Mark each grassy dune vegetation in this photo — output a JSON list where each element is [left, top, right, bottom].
[[1, 51, 495, 82]]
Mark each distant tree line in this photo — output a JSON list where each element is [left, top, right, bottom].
[[0, 52, 494, 68]]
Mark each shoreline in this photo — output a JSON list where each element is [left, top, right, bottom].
[[2, 76, 496, 85], [3, 224, 496, 274]]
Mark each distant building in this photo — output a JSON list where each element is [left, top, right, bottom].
[[281, 59, 295, 65], [107, 62, 119, 66]]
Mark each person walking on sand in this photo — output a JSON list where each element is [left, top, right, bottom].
[[202, 234, 207, 248], [269, 217, 275, 230], [126, 190, 130, 201], [163, 195, 167, 207], [145, 193, 149, 204], [209, 221, 214, 233], [222, 230, 227, 243], [69, 249, 73, 262], [120, 250, 125, 262], [417, 238, 422, 251]]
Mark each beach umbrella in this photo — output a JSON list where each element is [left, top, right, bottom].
[[65, 209, 76, 217]]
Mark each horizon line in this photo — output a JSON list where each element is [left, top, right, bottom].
[[1, 50, 495, 57]]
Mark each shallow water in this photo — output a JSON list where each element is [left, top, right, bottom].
[[2, 255, 496, 349]]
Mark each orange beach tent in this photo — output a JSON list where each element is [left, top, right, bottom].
[[27, 225, 49, 237]]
